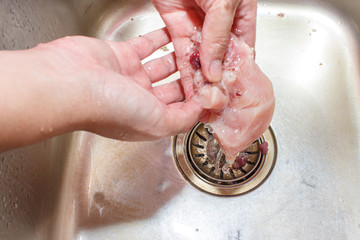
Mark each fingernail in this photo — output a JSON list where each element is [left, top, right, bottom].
[[209, 60, 222, 82]]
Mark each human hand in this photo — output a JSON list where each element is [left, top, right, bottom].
[[152, 0, 257, 93], [56, 28, 202, 141], [0, 28, 202, 150]]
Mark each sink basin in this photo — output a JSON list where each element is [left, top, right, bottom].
[[1, 0, 360, 239]]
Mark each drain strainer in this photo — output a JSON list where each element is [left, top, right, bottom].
[[172, 122, 277, 196]]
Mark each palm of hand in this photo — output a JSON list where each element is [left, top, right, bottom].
[[42, 28, 202, 140]]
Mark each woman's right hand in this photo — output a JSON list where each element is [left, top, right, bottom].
[[153, 0, 257, 90]]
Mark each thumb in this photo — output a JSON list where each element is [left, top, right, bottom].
[[198, 0, 241, 82]]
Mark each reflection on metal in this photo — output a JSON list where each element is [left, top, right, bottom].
[[173, 123, 277, 196], [2, 0, 360, 238]]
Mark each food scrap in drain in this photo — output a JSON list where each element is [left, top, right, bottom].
[[259, 142, 269, 154]]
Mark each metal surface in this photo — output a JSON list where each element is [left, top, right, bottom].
[[172, 123, 277, 196], [0, 0, 360, 239]]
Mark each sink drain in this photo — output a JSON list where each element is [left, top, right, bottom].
[[172, 123, 277, 196]]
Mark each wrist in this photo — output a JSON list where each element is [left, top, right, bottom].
[[13, 45, 93, 137]]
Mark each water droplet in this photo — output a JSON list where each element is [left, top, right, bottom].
[[13, 202, 18, 209], [49, 127, 53, 133], [96, 100, 101, 106], [40, 126, 45, 133]]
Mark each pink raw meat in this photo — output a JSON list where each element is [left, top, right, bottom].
[[190, 33, 275, 164]]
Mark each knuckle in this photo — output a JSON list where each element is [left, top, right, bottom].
[[216, 0, 240, 12], [222, 0, 233, 10]]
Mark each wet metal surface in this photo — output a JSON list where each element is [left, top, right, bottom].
[[172, 123, 277, 196], [0, 0, 360, 239]]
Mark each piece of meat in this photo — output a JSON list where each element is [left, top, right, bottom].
[[189, 32, 275, 164], [259, 141, 269, 155], [232, 155, 248, 170], [189, 50, 201, 70]]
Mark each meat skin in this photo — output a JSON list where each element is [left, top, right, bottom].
[[190, 33, 275, 164]]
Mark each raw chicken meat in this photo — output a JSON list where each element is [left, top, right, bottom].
[[189, 32, 275, 164]]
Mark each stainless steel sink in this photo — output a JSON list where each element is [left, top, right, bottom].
[[1, 0, 360, 239]]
